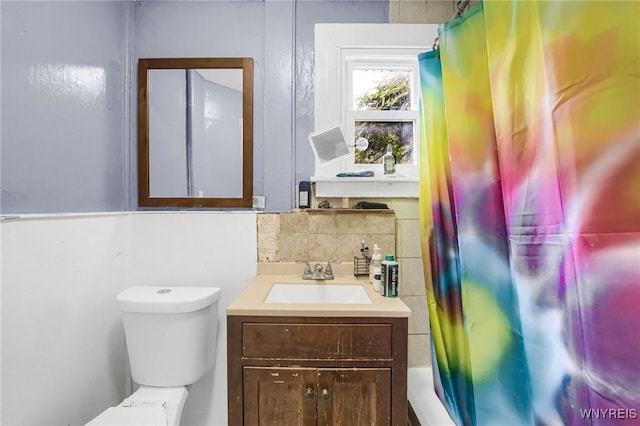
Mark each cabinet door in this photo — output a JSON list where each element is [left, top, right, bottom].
[[317, 368, 391, 426], [244, 367, 317, 426]]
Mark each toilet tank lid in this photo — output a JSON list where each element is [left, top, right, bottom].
[[117, 286, 222, 314]]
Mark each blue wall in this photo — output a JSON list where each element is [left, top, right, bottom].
[[0, 0, 389, 214], [1, 1, 129, 213], [293, 1, 390, 187]]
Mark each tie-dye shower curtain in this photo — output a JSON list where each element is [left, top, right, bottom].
[[418, 2, 640, 425]]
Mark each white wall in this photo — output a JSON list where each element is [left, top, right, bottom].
[[1, 213, 133, 425], [1, 212, 257, 425], [131, 212, 257, 425]]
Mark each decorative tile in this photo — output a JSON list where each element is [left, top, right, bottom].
[[309, 233, 338, 262], [336, 214, 367, 235], [277, 233, 309, 262], [258, 247, 277, 262], [408, 334, 432, 367], [366, 214, 396, 235], [397, 219, 423, 258], [392, 199, 420, 220], [279, 212, 309, 234], [257, 232, 278, 251], [390, 0, 428, 24], [257, 213, 279, 234], [308, 213, 338, 234], [400, 257, 427, 296], [336, 233, 368, 264], [426, 0, 455, 24], [364, 234, 396, 257], [402, 295, 430, 334], [388, 0, 404, 24]]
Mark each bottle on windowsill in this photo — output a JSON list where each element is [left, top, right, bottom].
[[383, 144, 396, 175]]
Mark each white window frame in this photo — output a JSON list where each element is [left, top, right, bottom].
[[343, 51, 421, 175], [312, 23, 438, 197]]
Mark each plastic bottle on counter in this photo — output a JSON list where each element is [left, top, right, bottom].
[[369, 244, 383, 293], [381, 254, 399, 297]]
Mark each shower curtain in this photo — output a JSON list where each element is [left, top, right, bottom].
[[418, 2, 640, 425]]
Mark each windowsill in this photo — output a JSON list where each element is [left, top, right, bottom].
[[311, 175, 418, 198]]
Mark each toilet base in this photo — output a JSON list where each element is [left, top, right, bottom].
[[86, 386, 188, 426]]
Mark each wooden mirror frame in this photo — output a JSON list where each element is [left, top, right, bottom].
[[138, 57, 253, 208]]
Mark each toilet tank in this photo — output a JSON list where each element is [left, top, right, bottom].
[[117, 286, 222, 387]]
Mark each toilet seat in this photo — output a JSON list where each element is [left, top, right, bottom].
[[86, 386, 188, 426]]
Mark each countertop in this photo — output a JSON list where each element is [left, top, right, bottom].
[[226, 262, 411, 318]]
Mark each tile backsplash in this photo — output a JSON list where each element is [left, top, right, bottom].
[[256, 199, 432, 368], [257, 210, 396, 263]]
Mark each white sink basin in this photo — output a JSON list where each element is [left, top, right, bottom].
[[264, 283, 371, 304]]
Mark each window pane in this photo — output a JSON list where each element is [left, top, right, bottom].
[[352, 69, 411, 111], [354, 121, 414, 165]]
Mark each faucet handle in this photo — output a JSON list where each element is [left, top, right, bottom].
[[323, 260, 342, 279], [295, 260, 312, 279]]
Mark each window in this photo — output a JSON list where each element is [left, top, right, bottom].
[[313, 24, 438, 196], [344, 53, 421, 173]]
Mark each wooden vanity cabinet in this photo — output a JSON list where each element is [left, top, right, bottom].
[[243, 367, 317, 425], [317, 367, 391, 425], [227, 315, 408, 426]]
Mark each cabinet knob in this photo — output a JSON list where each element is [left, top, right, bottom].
[[321, 389, 330, 400], [304, 388, 314, 400]]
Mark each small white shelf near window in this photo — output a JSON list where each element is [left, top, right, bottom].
[[311, 175, 418, 198]]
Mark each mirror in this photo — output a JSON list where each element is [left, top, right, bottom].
[[308, 124, 350, 164], [138, 58, 253, 208]]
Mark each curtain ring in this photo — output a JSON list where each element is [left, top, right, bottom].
[[455, 0, 470, 18]]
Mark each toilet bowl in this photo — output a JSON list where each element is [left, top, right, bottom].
[[86, 286, 222, 426]]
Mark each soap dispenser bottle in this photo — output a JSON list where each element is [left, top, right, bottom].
[[370, 244, 383, 293]]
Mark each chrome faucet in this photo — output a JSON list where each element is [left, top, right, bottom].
[[296, 260, 342, 280], [312, 263, 325, 279], [323, 260, 342, 279]]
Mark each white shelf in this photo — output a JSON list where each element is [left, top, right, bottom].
[[311, 176, 418, 198]]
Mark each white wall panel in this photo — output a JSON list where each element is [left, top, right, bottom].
[[1, 214, 132, 425], [131, 211, 257, 425], [1, 211, 257, 425]]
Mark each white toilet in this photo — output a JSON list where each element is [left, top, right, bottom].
[[87, 286, 222, 426]]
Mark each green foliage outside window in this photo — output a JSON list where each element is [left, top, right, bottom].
[[354, 73, 413, 164]]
